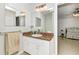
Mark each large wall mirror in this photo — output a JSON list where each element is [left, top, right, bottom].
[[42, 11, 54, 33], [35, 17, 41, 27]]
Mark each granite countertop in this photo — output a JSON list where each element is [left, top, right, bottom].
[[23, 32, 54, 41]]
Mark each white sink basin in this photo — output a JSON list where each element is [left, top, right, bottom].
[[32, 34, 42, 37]]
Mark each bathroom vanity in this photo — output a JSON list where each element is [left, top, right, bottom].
[[23, 32, 55, 55]]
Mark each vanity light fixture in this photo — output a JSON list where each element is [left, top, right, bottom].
[[20, 11, 26, 16], [35, 4, 47, 12], [73, 8, 79, 16]]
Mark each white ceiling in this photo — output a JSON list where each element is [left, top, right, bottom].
[[57, 3, 65, 6], [58, 3, 79, 18], [5, 3, 55, 16]]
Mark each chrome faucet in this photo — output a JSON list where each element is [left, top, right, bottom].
[[37, 29, 40, 34]]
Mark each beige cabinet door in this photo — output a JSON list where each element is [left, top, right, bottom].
[[5, 32, 20, 55]]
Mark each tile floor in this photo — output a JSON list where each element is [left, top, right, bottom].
[[58, 37, 79, 55]]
